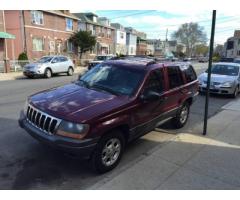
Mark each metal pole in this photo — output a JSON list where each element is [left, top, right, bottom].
[[203, 10, 216, 135]]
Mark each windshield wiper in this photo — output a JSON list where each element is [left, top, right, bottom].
[[77, 79, 90, 88], [90, 84, 119, 96]]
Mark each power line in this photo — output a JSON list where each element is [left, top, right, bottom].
[[109, 10, 156, 20]]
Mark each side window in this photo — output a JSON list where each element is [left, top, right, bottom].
[[60, 57, 68, 62], [167, 66, 184, 89], [183, 65, 197, 83], [144, 69, 164, 93], [52, 57, 60, 63]]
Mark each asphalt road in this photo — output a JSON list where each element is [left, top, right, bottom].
[[0, 63, 238, 189]]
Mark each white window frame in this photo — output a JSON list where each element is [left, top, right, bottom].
[[31, 11, 44, 25], [32, 37, 44, 51], [66, 18, 73, 31]]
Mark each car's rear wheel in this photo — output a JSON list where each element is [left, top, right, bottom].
[[173, 102, 190, 128], [44, 68, 52, 78], [67, 67, 74, 76], [91, 130, 125, 173]]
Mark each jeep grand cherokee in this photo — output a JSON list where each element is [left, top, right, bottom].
[[19, 57, 198, 173]]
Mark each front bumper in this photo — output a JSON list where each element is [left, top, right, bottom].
[[199, 84, 235, 94], [23, 70, 44, 77], [18, 111, 99, 158]]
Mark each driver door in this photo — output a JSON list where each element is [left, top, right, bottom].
[[50, 57, 61, 73], [130, 69, 166, 139]]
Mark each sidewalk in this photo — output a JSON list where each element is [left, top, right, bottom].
[[91, 98, 240, 190], [0, 66, 87, 81]]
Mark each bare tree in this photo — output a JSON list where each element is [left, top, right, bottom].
[[172, 23, 207, 57]]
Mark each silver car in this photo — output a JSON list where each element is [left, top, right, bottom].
[[198, 62, 240, 98], [23, 56, 74, 78]]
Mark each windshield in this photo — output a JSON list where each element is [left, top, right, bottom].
[[37, 56, 53, 63], [77, 64, 145, 96], [207, 64, 239, 76]]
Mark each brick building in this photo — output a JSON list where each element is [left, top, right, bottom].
[[74, 12, 115, 57], [136, 31, 147, 56], [4, 10, 79, 61]]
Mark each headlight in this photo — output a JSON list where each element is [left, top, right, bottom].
[[221, 81, 233, 87], [36, 64, 43, 69], [56, 121, 89, 139]]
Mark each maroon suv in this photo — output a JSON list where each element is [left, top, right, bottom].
[[19, 57, 198, 173]]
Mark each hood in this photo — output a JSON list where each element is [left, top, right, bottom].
[[199, 72, 237, 83], [24, 62, 46, 69], [30, 83, 130, 123]]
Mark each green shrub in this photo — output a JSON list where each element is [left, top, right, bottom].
[[18, 52, 28, 61], [212, 56, 220, 62]]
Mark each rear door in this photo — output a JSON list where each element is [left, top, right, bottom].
[[164, 65, 185, 111]]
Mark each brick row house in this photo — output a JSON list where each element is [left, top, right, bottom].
[[4, 10, 79, 61], [74, 12, 115, 58]]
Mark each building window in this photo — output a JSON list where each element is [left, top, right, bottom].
[[31, 11, 43, 25], [120, 32, 124, 39], [67, 40, 73, 52], [66, 18, 73, 31], [32, 37, 44, 51]]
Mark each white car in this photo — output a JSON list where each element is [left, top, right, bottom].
[[23, 56, 74, 78], [88, 55, 115, 70]]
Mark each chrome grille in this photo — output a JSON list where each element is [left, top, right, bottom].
[[26, 104, 61, 135]]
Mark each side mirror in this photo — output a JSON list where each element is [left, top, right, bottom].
[[140, 90, 161, 102], [51, 60, 57, 63]]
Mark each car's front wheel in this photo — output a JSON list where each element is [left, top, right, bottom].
[[67, 67, 74, 76], [91, 130, 125, 173], [44, 68, 52, 78], [173, 102, 190, 128]]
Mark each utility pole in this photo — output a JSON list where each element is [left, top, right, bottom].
[[203, 10, 216, 135], [163, 28, 168, 56]]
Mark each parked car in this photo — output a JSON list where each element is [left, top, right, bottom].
[[23, 56, 74, 78], [198, 57, 209, 63], [88, 55, 115, 70], [183, 57, 192, 62], [198, 62, 240, 98], [19, 58, 198, 173]]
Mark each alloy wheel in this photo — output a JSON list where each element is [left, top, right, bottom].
[[101, 138, 121, 167]]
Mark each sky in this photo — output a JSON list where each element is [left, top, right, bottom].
[[2, 0, 240, 45], [76, 10, 240, 45]]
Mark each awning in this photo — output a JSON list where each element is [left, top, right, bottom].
[[0, 32, 15, 39]]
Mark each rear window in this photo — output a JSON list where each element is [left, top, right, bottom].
[[182, 65, 197, 83], [167, 66, 184, 89]]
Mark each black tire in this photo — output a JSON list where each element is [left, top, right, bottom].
[[172, 102, 190, 128], [91, 130, 126, 173], [67, 67, 74, 76], [44, 68, 52, 78], [231, 86, 239, 98]]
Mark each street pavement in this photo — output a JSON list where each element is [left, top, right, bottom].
[[0, 62, 239, 189]]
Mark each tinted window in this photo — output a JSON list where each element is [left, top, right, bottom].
[[52, 57, 60, 63], [144, 69, 164, 93], [167, 66, 184, 89], [183, 65, 197, 83], [59, 57, 68, 62]]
